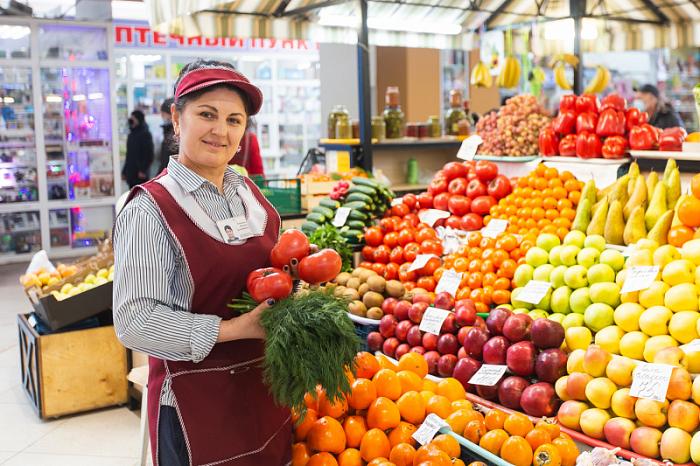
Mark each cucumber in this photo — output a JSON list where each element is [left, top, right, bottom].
[[347, 185, 377, 197], [347, 220, 366, 230], [348, 210, 368, 221], [306, 212, 327, 224], [311, 206, 335, 219], [319, 198, 340, 210], [301, 221, 320, 234], [342, 201, 370, 211], [352, 177, 382, 189], [341, 229, 364, 244], [345, 192, 373, 204]]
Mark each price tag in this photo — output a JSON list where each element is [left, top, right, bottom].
[[456, 135, 483, 161], [332, 207, 351, 228], [391, 197, 404, 207], [621, 266, 660, 293], [681, 339, 700, 353], [621, 246, 635, 257], [419, 307, 451, 335], [409, 254, 437, 272], [517, 280, 553, 305], [412, 413, 450, 445], [27, 314, 37, 328], [629, 363, 674, 402], [481, 219, 509, 238], [468, 364, 508, 386], [419, 209, 450, 227], [435, 269, 463, 297]]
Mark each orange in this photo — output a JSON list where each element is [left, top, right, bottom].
[[396, 370, 423, 394], [292, 442, 311, 466], [388, 421, 417, 447], [479, 428, 509, 455], [319, 394, 348, 419], [504, 412, 534, 437], [431, 433, 461, 458], [668, 225, 695, 247], [533, 444, 562, 466], [445, 409, 475, 434], [425, 395, 452, 419], [413, 444, 452, 466], [373, 369, 402, 400], [337, 448, 363, 466], [348, 378, 377, 410], [343, 416, 368, 449], [355, 352, 381, 379], [436, 378, 467, 402], [295, 409, 319, 442], [462, 419, 486, 444], [422, 379, 438, 392], [360, 428, 391, 462], [307, 416, 346, 454], [451, 400, 473, 411], [484, 409, 507, 431], [525, 428, 552, 450], [500, 436, 533, 466], [389, 442, 416, 466], [396, 391, 426, 424], [693, 173, 700, 199], [367, 397, 401, 430], [307, 452, 338, 466], [552, 437, 579, 466], [536, 419, 561, 439]]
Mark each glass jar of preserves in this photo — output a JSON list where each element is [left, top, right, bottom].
[[328, 104, 350, 138], [445, 89, 467, 136], [428, 115, 441, 138], [383, 86, 405, 139], [335, 114, 352, 139], [371, 116, 385, 141]]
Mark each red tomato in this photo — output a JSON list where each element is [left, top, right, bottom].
[[398, 263, 417, 282], [417, 192, 434, 209], [433, 192, 451, 211], [442, 161, 468, 180], [364, 226, 384, 247], [383, 231, 399, 248], [415, 228, 437, 243], [403, 243, 420, 262], [487, 175, 512, 200], [269, 229, 310, 269], [416, 276, 436, 292], [404, 213, 420, 227], [297, 249, 342, 284], [466, 179, 488, 199], [392, 203, 410, 217], [371, 263, 386, 276], [471, 195, 497, 216], [359, 261, 373, 269], [385, 262, 400, 280], [445, 215, 462, 230], [390, 246, 405, 264], [397, 229, 414, 246], [461, 213, 484, 231], [246, 267, 293, 302], [420, 240, 443, 256], [379, 218, 394, 232], [475, 160, 498, 182], [428, 176, 448, 195], [448, 177, 468, 195], [448, 195, 471, 216], [402, 193, 417, 210], [361, 245, 375, 261], [373, 245, 391, 264], [421, 257, 441, 276]]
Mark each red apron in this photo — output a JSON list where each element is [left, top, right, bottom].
[[128, 174, 291, 466]]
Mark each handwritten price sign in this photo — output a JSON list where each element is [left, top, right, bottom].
[[629, 363, 673, 402]]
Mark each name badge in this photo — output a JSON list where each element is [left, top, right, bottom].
[[216, 216, 253, 243]]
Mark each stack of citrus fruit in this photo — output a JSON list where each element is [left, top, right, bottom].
[[668, 173, 700, 247]]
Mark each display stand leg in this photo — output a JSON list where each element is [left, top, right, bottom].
[[138, 385, 149, 466]]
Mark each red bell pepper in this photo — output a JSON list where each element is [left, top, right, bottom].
[[552, 111, 577, 135], [576, 112, 598, 134], [625, 107, 648, 132], [602, 135, 628, 159], [576, 131, 603, 159], [658, 127, 687, 152], [560, 94, 577, 114], [629, 124, 660, 150], [538, 126, 560, 156], [576, 94, 599, 114], [596, 108, 626, 137], [600, 94, 626, 112], [559, 134, 578, 156]]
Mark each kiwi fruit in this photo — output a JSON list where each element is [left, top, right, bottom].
[[358, 268, 377, 283], [385, 280, 405, 298], [343, 288, 360, 301], [332, 286, 347, 297], [366, 307, 384, 320], [358, 283, 370, 297], [363, 291, 384, 309], [367, 275, 387, 293], [334, 272, 351, 286], [346, 277, 361, 290], [348, 300, 367, 317]]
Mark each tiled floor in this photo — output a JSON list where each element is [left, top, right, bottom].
[[0, 263, 147, 466]]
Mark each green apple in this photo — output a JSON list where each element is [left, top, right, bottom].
[[512, 308, 530, 314], [510, 287, 534, 310], [627, 249, 654, 268], [566, 326, 593, 351], [97, 268, 109, 279], [548, 313, 566, 324], [614, 302, 645, 332], [529, 309, 549, 320], [84, 273, 96, 285], [551, 286, 572, 314], [681, 238, 700, 266], [536, 289, 552, 311], [600, 249, 625, 272], [513, 264, 534, 288], [563, 312, 585, 329], [60, 283, 74, 294], [653, 244, 681, 268], [537, 233, 561, 252], [564, 230, 587, 248], [639, 306, 673, 336], [637, 238, 660, 251], [595, 325, 625, 354], [589, 282, 621, 307], [549, 246, 564, 266], [565, 265, 589, 289], [638, 281, 670, 308], [584, 235, 607, 252], [577, 247, 601, 269], [550, 265, 568, 288], [584, 303, 615, 332], [570, 287, 592, 314], [95, 276, 109, 286], [560, 245, 581, 266], [669, 311, 700, 344], [619, 331, 649, 360], [526, 247, 550, 267], [587, 264, 616, 284], [534, 264, 555, 282], [67, 287, 82, 296], [662, 259, 696, 286], [615, 269, 627, 287], [665, 283, 699, 312]]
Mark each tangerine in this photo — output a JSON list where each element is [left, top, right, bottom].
[[360, 428, 392, 462], [367, 397, 401, 430], [343, 416, 368, 449], [373, 369, 402, 400], [307, 416, 346, 454], [500, 436, 533, 466], [668, 225, 695, 247]]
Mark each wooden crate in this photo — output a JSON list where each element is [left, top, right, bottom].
[[18, 313, 128, 419]]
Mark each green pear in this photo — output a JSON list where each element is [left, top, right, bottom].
[[645, 182, 667, 231], [604, 200, 625, 246], [623, 205, 647, 246], [646, 170, 658, 202], [581, 180, 597, 207], [627, 162, 640, 196], [647, 210, 673, 246], [608, 175, 629, 206], [588, 196, 609, 237], [623, 176, 647, 221], [572, 199, 592, 232], [665, 168, 681, 210], [663, 158, 677, 185]]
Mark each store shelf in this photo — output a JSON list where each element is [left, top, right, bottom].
[[630, 150, 700, 161], [319, 138, 462, 150], [392, 183, 428, 193], [542, 156, 632, 164], [47, 198, 116, 209], [475, 155, 539, 162]]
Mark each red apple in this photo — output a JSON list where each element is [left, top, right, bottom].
[[437, 333, 459, 355], [520, 382, 559, 417], [465, 327, 490, 360], [458, 346, 468, 359], [506, 341, 536, 376], [394, 300, 412, 321], [367, 332, 384, 352], [453, 356, 482, 391], [482, 336, 510, 365], [395, 343, 410, 360], [441, 313, 457, 334], [438, 354, 458, 377], [406, 325, 423, 347], [457, 326, 472, 346], [412, 293, 432, 305], [410, 346, 426, 355], [455, 306, 476, 327], [473, 315, 487, 331], [535, 348, 568, 383], [434, 292, 455, 310], [379, 315, 398, 338], [498, 376, 530, 410], [486, 307, 512, 336], [382, 337, 400, 358], [409, 302, 429, 324], [395, 320, 413, 342], [422, 332, 438, 351], [381, 297, 398, 315], [476, 380, 502, 401], [424, 350, 441, 375], [503, 314, 533, 342], [531, 318, 565, 349]]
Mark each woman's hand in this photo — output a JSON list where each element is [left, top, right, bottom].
[[216, 299, 274, 343]]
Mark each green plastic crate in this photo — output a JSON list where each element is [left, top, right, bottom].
[[252, 176, 302, 215]]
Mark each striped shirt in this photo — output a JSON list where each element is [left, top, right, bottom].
[[113, 157, 247, 406]]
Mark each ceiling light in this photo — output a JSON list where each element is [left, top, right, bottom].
[[0, 25, 30, 40], [544, 19, 598, 41], [72, 94, 86, 102], [45, 95, 63, 103], [2, 97, 15, 104], [88, 92, 104, 100]]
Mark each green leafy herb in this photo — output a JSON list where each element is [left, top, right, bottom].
[[308, 224, 353, 272]]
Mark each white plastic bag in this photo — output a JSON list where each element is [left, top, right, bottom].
[[25, 250, 56, 275]]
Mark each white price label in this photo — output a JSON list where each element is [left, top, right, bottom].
[[468, 364, 508, 386], [435, 269, 463, 297], [681, 339, 700, 353], [391, 197, 404, 207], [332, 207, 351, 228], [456, 135, 483, 161], [481, 219, 509, 238], [412, 413, 450, 445], [621, 246, 635, 257], [419, 209, 451, 227], [629, 363, 674, 402], [27, 314, 37, 328], [517, 280, 553, 305], [409, 254, 437, 272], [419, 307, 451, 336], [621, 266, 660, 293]]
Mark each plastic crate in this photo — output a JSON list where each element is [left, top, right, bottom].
[[347, 313, 379, 351], [252, 177, 302, 215]]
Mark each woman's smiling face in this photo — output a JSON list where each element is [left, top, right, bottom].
[[173, 86, 248, 170]]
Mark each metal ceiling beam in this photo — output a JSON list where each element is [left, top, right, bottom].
[[200, 9, 269, 17], [581, 13, 665, 24], [481, 0, 514, 29], [637, 0, 670, 23], [272, 0, 292, 17], [280, 0, 353, 17]]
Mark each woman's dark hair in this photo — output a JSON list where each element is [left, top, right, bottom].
[[160, 97, 174, 115], [130, 109, 146, 125]]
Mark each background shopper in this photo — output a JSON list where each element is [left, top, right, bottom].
[[634, 84, 684, 129], [122, 110, 154, 188]]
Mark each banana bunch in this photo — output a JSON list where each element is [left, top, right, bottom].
[[470, 61, 492, 88], [548, 53, 579, 68], [583, 65, 611, 94], [497, 56, 521, 89], [550, 53, 579, 91]]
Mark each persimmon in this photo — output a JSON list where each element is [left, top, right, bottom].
[[413, 444, 452, 466], [462, 419, 486, 444], [484, 409, 507, 431], [319, 394, 348, 419], [360, 428, 391, 462], [348, 378, 377, 410], [445, 409, 475, 434], [500, 436, 533, 466], [552, 437, 579, 466], [367, 397, 401, 430], [436, 378, 466, 402], [337, 448, 363, 466], [307, 416, 346, 454], [396, 370, 423, 394], [535, 419, 561, 439], [373, 369, 402, 401], [355, 352, 381, 379], [292, 442, 311, 466], [430, 433, 461, 458], [533, 444, 562, 466], [366, 458, 393, 466], [425, 395, 452, 419], [387, 421, 417, 447], [396, 391, 426, 425], [525, 427, 552, 450], [343, 416, 368, 449], [479, 428, 509, 455], [295, 409, 319, 441], [504, 412, 534, 437], [389, 442, 416, 466]]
